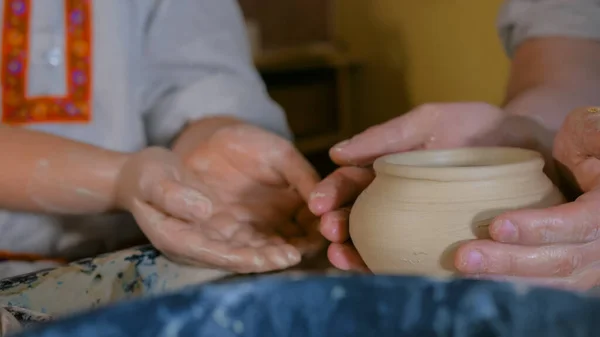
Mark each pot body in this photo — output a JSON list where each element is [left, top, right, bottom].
[[349, 148, 565, 277]]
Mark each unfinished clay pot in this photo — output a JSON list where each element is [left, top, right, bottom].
[[349, 147, 565, 277]]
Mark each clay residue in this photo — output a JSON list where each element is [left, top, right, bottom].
[[27, 155, 113, 214], [400, 251, 428, 265]]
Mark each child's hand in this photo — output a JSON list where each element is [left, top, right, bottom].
[[115, 146, 322, 273]]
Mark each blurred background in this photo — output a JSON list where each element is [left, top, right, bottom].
[[238, 0, 509, 176]]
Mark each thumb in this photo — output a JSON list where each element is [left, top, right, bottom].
[[554, 106, 600, 193], [330, 112, 430, 166]]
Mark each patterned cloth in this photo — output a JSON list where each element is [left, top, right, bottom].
[[0, 244, 332, 336], [0, 306, 52, 336]]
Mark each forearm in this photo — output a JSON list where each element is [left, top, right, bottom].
[[0, 126, 128, 214], [500, 37, 600, 153]]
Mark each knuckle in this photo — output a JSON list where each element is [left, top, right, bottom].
[[506, 253, 519, 275], [531, 217, 560, 244], [581, 221, 600, 242], [162, 180, 179, 197], [579, 206, 600, 241], [151, 181, 187, 211], [152, 179, 172, 201], [554, 250, 582, 277], [162, 190, 180, 208], [278, 139, 296, 155], [561, 260, 600, 291], [538, 225, 555, 244], [586, 224, 600, 242], [182, 154, 198, 168], [276, 141, 300, 163], [329, 171, 351, 194]]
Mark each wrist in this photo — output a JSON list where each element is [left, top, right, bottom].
[[495, 114, 554, 156], [503, 82, 600, 134], [171, 115, 244, 157], [110, 152, 135, 211], [499, 85, 575, 157]]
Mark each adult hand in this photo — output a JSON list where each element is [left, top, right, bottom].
[[308, 102, 550, 272], [454, 107, 600, 291], [167, 117, 325, 273]]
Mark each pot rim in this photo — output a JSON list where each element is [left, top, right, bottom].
[[373, 147, 545, 182]]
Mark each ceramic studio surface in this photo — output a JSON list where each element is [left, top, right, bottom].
[[349, 147, 565, 276], [0, 245, 232, 335], [11, 273, 600, 337], [0, 244, 334, 335]]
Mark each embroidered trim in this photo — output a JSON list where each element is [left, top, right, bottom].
[[0, 250, 67, 263], [1, 0, 93, 124]]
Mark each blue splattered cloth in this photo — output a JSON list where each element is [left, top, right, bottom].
[[9, 273, 600, 337], [0, 306, 52, 336]]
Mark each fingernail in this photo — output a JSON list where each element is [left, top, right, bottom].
[[287, 249, 301, 263], [465, 250, 483, 272], [332, 140, 350, 152], [273, 254, 291, 268], [333, 250, 351, 271], [493, 219, 518, 242]]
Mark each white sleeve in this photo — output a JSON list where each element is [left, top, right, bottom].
[[140, 0, 292, 145]]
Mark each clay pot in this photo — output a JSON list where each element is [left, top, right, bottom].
[[349, 147, 565, 277]]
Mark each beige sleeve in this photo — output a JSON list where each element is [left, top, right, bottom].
[[497, 0, 600, 57], [140, 0, 292, 146]]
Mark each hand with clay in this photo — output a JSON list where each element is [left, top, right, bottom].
[[449, 107, 600, 290], [0, 126, 224, 269], [307, 102, 548, 271], [169, 116, 325, 273]]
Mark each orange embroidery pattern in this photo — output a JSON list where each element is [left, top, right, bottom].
[[0, 250, 67, 264], [1, 0, 92, 124]]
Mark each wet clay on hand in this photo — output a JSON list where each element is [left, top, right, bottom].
[[349, 147, 565, 277]]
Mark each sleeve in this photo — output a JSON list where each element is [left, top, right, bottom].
[[497, 0, 600, 57], [140, 0, 292, 146]]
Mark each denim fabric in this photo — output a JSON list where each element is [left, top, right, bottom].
[[14, 274, 600, 337]]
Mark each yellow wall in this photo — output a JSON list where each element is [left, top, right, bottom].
[[334, 0, 510, 130]]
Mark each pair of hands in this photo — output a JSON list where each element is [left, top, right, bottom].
[[309, 103, 600, 291], [114, 118, 324, 273]]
